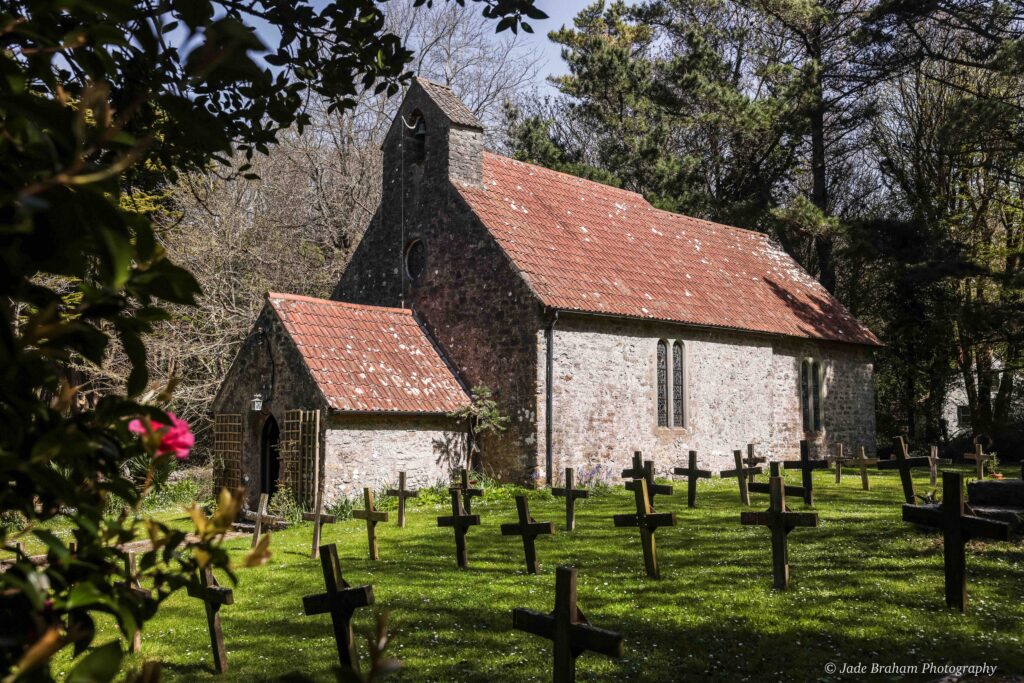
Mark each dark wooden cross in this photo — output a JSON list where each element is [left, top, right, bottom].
[[782, 440, 829, 506], [612, 478, 676, 578], [186, 566, 234, 674], [879, 436, 931, 503], [740, 462, 819, 590], [672, 450, 712, 508], [847, 447, 878, 491], [827, 443, 849, 484], [302, 543, 375, 670], [512, 566, 623, 683], [749, 474, 806, 502], [902, 471, 1010, 611], [721, 450, 761, 506], [552, 467, 589, 531], [963, 443, 994, 480], [117, 552, 151, 653], [437, 488, 481, 568], [386, 471, 418, 528], [743, 444, 766, 484], [302, 511, 337, 560], [622, 452, 673, 508], [453, 468, 484, 514], [927, 445, 951, 487], [251, 492, 269, 549], [501, 495, 555, 574], [352, 487, 388, 561]]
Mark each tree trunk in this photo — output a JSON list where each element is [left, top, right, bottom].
[[808, 26, 836, 294]]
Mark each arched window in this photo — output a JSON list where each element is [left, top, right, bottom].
[[404, 239, 426, 283], [656, 340, 668, 427], [672, 341, 685, 427], [801, 359, 823, 432], [404, 109, 426, 164]]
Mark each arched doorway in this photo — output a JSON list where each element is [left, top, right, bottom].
[[260, 415, 280, 496]]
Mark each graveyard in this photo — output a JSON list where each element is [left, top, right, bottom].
[[45, 464, 1023, 681]]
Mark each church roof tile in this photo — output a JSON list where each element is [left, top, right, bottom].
[[266, 293, 470, 414], [456, 153, 880, 346]]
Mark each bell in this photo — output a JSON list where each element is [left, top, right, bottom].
[[413, 118, 427, 141]]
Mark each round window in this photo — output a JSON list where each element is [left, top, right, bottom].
[[405, 239, 426, 283]]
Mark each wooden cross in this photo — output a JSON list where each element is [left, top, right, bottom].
[[117, 552, 151, 653], [749, 474, 806, 502], [437, 488, 481, 568], [186, 566, 234, 674], [963, 443, 994, 479], [352, 488, 388, 561], [302, 543, 375, 670], [721, 450, 761, 506], [552, 467, 589, 531], [740, 462, 819, 590], [927, 445, 951, 487], [612, 478, 676, 578], [453, 468, 484, 514], [302, 511, 337, 560], [782, 440, 829, 506], [742, 444, 766, 484], [827, 443, 849, 484], [512, 566, 623, 683], [902, 471, 1010, 611], [847, 447, 878, 491], [672, 450, 712, 508], [251, 492, 269, 549], [622, 452, 673, 508], [386, 471, 418, 528], [501, 495, 555, 574], [879, 436, 931, 503]]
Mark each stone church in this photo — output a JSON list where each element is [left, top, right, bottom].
[[213, 78, 880, 508]]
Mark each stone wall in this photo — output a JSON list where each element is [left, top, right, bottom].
[[538, 313, 876, 481], [212, 303, 328, 508], [322, 414, 466, 503]]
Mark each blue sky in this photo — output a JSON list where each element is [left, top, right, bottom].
[[516, 0, 596, 89]]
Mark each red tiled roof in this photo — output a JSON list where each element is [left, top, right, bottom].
[[267, 293, 470, 414], [457, 154, 881, 346]]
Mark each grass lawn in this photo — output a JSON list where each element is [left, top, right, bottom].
[[63, 465, 1024, 681]]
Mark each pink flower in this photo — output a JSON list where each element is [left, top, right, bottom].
[[129, 413, 194, 460]]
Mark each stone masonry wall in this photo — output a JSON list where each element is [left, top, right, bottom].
[[322, 414, 466, 504], [539, 314, 876, 482], [212, 304, 328, 509]]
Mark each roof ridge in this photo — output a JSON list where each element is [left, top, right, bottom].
[[479, 152, 647, 203], [266, 292, 413, 315]]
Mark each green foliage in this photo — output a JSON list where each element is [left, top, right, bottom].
[[326, 495, 355, 522], [268, 487, 303, 526]]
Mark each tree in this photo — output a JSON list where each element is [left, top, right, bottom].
[[0, 0, 543, 678]]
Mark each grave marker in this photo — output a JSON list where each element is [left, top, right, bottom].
[[501, 495, 555, 574], [186, 566, 234, 674], [437, 488, 481, 568], [721, 450, 761, 506], [672, 450, 712, 508], [782, 440, 829, 506], [963, 443, 994, 480], [612, 478, 676, 578], [927, 445, 951, 487], [743, 444, 766, 484], [740, 462, 819, 589], [302, 543, 374, 670], [302, 511, 337, 560], [623, 452, 673, 508], [453, 468, 484, 514], [386, 471, 418, 528], [879, 436, 931, 504], [512, 566, 623, 683], [827, 443, 848, 484], [352, 488, 388, 561], [117, 552, 151, 653], [551, 467, 589, 531], [848, 447, 878, 491], [902, 471, 1010, 611], [251, 492, 269, 549]]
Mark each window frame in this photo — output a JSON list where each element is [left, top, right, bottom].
[[672, 340, 686, 428], [656, 339, 669, 428], [800, 358, 823, 433]]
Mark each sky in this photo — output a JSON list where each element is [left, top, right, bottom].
[[514, 0, 597, 90]]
